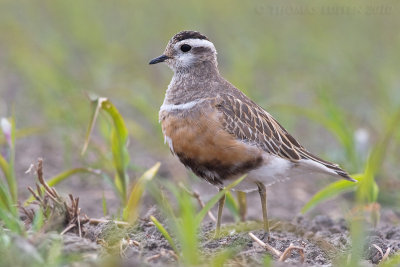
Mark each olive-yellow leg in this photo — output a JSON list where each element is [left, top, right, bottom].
[[215, 188, 226, 237], [256, 182, 270, 240]]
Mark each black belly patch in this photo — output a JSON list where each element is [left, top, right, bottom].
[[176, 153, 263, 186]]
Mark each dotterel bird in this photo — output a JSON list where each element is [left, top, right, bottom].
[[149, 30, 355, 238]]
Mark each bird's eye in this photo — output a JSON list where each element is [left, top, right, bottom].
[[180, 44, 192, 52]]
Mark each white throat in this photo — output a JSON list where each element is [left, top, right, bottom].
[[160, 99, 204, 113]]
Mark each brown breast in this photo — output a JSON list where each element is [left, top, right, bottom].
[[160, 103, 263, 185]]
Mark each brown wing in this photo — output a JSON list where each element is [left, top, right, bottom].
[[215, 93, 355, 181], [215, 93, 305, 161]]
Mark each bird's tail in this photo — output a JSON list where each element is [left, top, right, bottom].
[[299, 150, 357, 182]]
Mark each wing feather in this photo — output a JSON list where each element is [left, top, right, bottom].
[[214, 93, 355, 181], [216, 93, 302, 161]]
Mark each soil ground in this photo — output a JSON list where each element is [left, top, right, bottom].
[[13, 136, 400, 266], [57, 212, 400, 266]]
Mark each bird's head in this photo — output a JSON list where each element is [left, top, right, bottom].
[[149, 31, 217, 72]]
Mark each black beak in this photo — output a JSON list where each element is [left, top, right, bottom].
[[149, 54, 169, 65]]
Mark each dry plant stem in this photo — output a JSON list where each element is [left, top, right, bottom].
[[89, 218, 129, 227], [146, 221, 155, 226], [64, 202, 71, 221], [27, 186, 41, 203], [146, 254, 161, 262], [130, 240, 140, 247], [373, 244, 391, 263], [43, 188, 58, 203], [37, 158, 54, 198], [52, 187, 60, 198], [36, 184, 42, 198], [168, 250, 179, 261], [69, 195, 74, 209], [382, 247, 391, 262], [249, 232, 281, 257], [77, 211, 82, 238], [179, 183, 216, 222], [61, 224, 76, 235], [24, 159, 91, 237], [249, 233, 305, 263], [19, 204, 34, 222], [279, 243, 305, 263], [119, 243, 126, 258], [192, 191, 216, 222], [373, 244, 384, 258], [120, 239, 130, 258]]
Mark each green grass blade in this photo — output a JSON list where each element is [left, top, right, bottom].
[[32, 208, 44, 232], [316, 90, 357, 166], [177, 190, 199, 265], [81, 96, 102, 155], [110, 128, 130, 202], [0, 153, 10, 183], [47, 168, 102, 187], [301, 174, 362, 213], [303, 108, 400, 213], [0, 182, 14, 213], [195, 175, 246, 225], [0, 207, 24, 234], [147, 181, 178, 222], [366, 108, 400, 176], [86, 97, 130, 203], [263, 255, 273, 267], [114, 172, 124, 201], [225, 191, 240, 222], [345, 215, 365, 267], [8, 116, 17, 203], [1, 117, 18, 202], [357, 108, 400, 203], [82, 97, 131, 203], [150, 215, 178, 255], [45, 239, 62, 265], [123, 162, 160, 223], [380, 252, 400, 267]]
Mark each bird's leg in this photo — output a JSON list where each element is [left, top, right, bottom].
[[256, 181, 270, 241], [215, 188, 226, 237], [237, 191, 247, 222]]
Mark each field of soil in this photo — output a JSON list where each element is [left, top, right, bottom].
[[13, 136, 400, 266]]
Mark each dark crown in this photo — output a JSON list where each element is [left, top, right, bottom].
[[172, 31, 209, 43]]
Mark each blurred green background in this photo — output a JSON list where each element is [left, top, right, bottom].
[[0, 0, 399, 217]]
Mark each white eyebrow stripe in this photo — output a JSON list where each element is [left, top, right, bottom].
[[160, 99, 204, 112], [174, 39, 216, 53]]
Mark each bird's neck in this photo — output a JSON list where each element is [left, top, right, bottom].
[[164, 61, 221, 105]]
